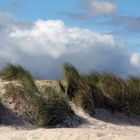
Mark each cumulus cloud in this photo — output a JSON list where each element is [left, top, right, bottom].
[[129, 53, 140, 76], [62, 0, 117, 20], [111, 16, 140, 32], [0, 13, 139, 79], [131, 53, 140, 66]]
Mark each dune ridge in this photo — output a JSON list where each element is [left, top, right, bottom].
[[0, 80, 140, 140]]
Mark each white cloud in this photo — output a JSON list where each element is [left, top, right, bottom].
[[131, 53, 140, 66], [62, 0, 117, 20], [0, 13, 139, 79], [87, 0, 117, 16]]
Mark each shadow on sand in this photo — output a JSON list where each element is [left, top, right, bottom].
[[0, 102, 88, 128], [93, 108, 140, 126], [0, 103, 31, 128]]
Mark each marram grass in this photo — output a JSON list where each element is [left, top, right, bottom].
[[63, 63, 80, 99], [1, 63, 140, 125], [2, 64, 74, 127]]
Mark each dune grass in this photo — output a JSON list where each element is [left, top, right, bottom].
[[1, 63, 140, 126], [63, 63, 80, 99], [63, 63, 104, 115], [99, 74, 127, 110], [73, 78, 95, 115], [63, 63, 140, 116], [37, 87, 73, 127], [4, 83, 38, 124], [0, 64, 33, 81], [2, 64, 74, 127], [98, 74, 140, 116]]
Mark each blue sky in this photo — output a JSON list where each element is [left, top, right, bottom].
[[0, 0, 140, 79]]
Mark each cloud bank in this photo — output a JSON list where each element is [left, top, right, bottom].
[[0, 13, 139, 79]]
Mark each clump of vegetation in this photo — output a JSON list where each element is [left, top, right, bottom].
[[37, 87, 73, 127], [63, 63, 80, 99], [73, 78, 95, 116], [127, 77, 140, 92], [123, 77, 140, 116], [1, 63, 140, 126], [4, 83, 38, 124], [80, 73, 105, 108], [99, 74, 140, 116], [99, 74, 127, 110], [0, 64, 33, 81], [2, 64, 74, 127], [63, 63, 140, 116], [87, 71, 101, 85], [63, 63, 103, 115]]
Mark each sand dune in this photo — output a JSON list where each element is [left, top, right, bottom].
[[0, 80, 140, 140]]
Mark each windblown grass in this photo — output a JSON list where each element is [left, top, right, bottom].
[[63, 63, 140, 116], [63, 63, 80, 99], [1, 63, 140, 125], [37, 87, 73, 127], [99, 74, 140, 116], [99, 75, 126, 103], [63, 63, 103, 115], [80, 73, 105, 108], [127, 77, 140, 92], [4, 83, 38, 124], [4, 84, 73, 127], [0, 64, 33, 81], [73, 78, 95, 116], [2, 64, 73, 127]]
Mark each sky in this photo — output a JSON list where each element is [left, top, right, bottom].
[[0, 0, 140, 79]]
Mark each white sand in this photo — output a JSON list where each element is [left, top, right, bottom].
[[0, 126, 140, 140], [0, 108, 140, 140]]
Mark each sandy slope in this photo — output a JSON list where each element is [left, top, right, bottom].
[[0, 80, 140, 140], [0, 108, 140, 140]]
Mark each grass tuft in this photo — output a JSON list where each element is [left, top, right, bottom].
[[0, 64, 33, 81], [63, 63, 80, 99], [37, 87, 73, 127], [73, 78, 95, 116], [2, 64, 74, 127]]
